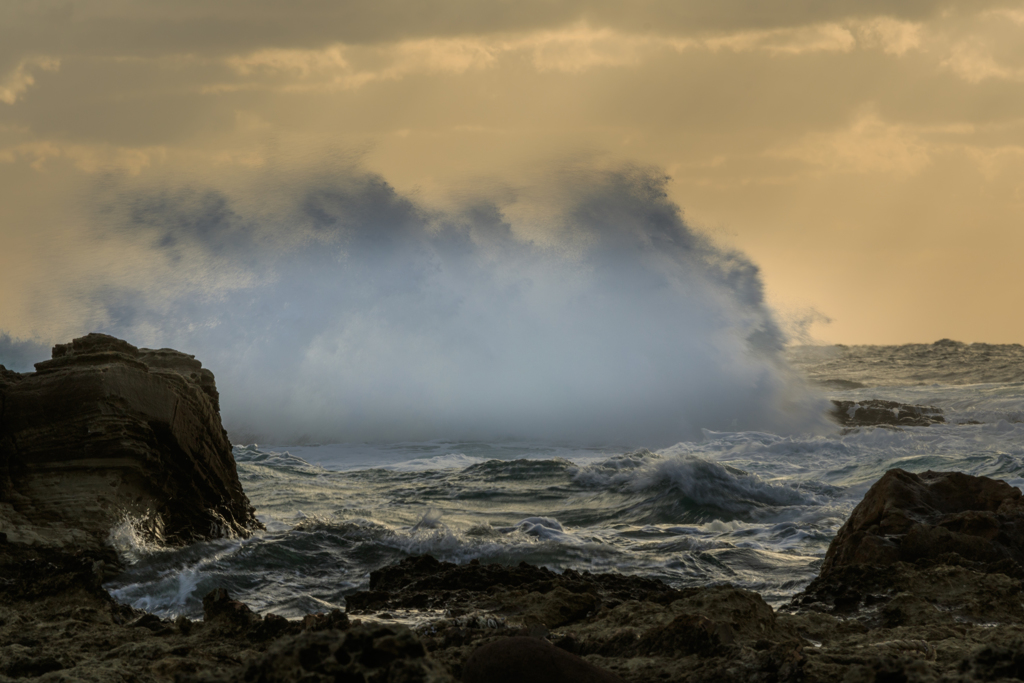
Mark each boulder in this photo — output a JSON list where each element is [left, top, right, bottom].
[[0, 333, 260, 548], [820, 468, 1024, 577], [782, 469, 1024, 682]]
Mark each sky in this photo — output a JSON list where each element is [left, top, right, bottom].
[[4, 0, 1024, 346], [2, 2, 1024, 442]]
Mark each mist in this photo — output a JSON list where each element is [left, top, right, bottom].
[[2, 162, 828, 446]]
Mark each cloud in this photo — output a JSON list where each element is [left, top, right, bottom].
[[848, 17, 923, 55], [209, 18, 934, 95], [771, 111, 932, 175], [696, 24, 856, 55], [0, 0, 969, 62], [0, 140, 166, 174], [0, 57, 59, 104], [942, 39, 1024, 83]]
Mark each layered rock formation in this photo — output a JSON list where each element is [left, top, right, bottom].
[[0, 333, 259, 547]]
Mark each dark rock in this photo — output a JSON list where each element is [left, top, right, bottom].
[[202, 587, 264, 635], [462, 636, 625, 683], [347, 555, 684, 616], [184, 624, 455, 683], [959, 642, 1024, 681], [781, 469, 1024, 681], [815, 379, 868, 390], [0, 333, 260, 548], [820, 469, 1024, 577], [830, 399, 944, 428], [349, 555, 807, 682], [0, 542, 123, 602], [2, 654, 66, 678]]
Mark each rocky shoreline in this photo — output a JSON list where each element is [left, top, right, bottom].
[[3, 336, 1024, 681]]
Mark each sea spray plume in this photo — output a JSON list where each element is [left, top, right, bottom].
[[4, 163, 829, 445], [0, 334, 50, 372]]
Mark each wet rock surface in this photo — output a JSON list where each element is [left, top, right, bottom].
[[0, 333, 260, 548], [0, 542, 442, 683], [830, 399, 945, 428], [345, 555, 807, 682]]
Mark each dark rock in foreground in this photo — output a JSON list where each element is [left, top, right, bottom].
[[347, 555, 806, 682], [782, 469, 1024, 681], [0, 542, 442, 683], [0, 333, 260, 547], [821, 468, 1024, 576], [463, 636, 626, 683], [830, 399, 945, 428]]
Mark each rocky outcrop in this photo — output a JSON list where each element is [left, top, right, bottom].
[[829, 399, 945, 428], [0, 542, 449, 683], [821, 468, 1024, 576], [0, 333, 259, 548], [780, 469, 1024, 681], [345, 555, 806, 682]]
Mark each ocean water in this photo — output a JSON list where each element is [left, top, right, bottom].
[[106, 341, 1024, 620]]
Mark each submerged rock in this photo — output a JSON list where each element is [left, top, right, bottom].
[[830, 399, 945, 428], [0, 333, 260, 548]]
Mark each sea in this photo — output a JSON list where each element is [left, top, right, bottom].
[[105, 341, 1024, 621]]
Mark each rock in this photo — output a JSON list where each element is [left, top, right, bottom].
[[820, 469, 1024, 577], [347, 555, 684, 616], [184, 624, 456, 683], [0, 333, 260, 548], [463, 636, 625, 683], [347, 555, 806, 682], [830, 399, 945, 428], [780, 469, 1024, 682]]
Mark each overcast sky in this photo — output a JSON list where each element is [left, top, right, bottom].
[[3, 0, 1023, 345]]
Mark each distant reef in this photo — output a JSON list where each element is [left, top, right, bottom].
[[829, 398, 946, 429], [4, 335, 1024, 681]]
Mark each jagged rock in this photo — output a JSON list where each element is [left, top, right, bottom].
[[0, 333, 260, 548], [780, 469, 1024, 682], [820, 469, 1024, 577], [830, 399, 945, 428]]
